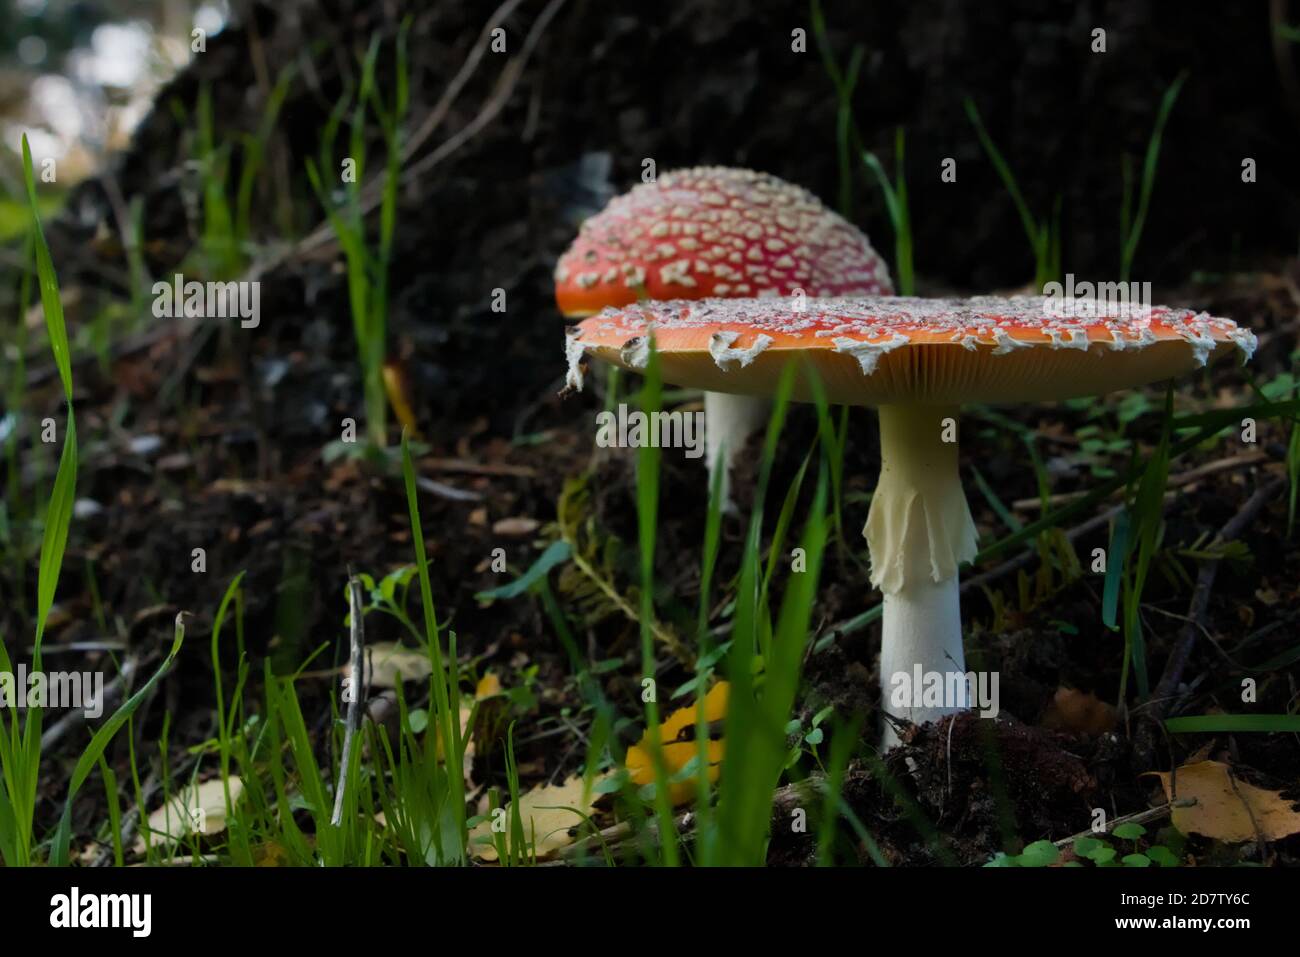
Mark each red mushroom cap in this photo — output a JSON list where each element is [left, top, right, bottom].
[[566, 295, 1257, 405], [554, 167, 892, 318]]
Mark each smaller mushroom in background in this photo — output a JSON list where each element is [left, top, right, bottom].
[[554, 166, 892, 508], [564, 294, 1257, 747]]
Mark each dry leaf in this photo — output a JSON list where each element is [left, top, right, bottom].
[[1254, 587, 1279, 606], [1040, 687, 1118, 735], [469, 774, 601, 861], [364, 642, 433, 687], [492, 517, 539, 537], [626, 681, 728, 806], [135, 777, 243, 854], [1146, 760, 1300, 843]]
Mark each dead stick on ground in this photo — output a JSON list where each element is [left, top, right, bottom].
[[427, 457, 538, 478], [1134, 476, 1286, 766], [1052, 800, 1194, 849], [960, 503, 1124, 596], [331, 574, 366, 827], [277, 0, 566, 270], [1011, 452, 1269, 511], [40, 656, 142, 752]]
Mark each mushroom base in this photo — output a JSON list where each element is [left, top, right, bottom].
[[704, 390, 770, 510], [879, 575, 967, 749]]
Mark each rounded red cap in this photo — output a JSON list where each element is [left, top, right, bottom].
[[554, 167, 892, 317]]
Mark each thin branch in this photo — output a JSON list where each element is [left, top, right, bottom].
[[269, 0, 567, 272], [1011, 452, 1270, 511], [40, 656, 142, 752], [1052, 801, 1190, 848]]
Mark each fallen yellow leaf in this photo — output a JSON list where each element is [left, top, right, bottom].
[[1146, 760, 1300, 844], [135, 777, 243, 855], [626, 681, 728, 806], [364, 642, 433, 688], [469, 774, 601, 861]]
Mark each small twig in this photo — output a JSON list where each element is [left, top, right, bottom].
[[396, 0, 568, 188], [331, 574, 366, 827], [1010, 452, 1269, 511], [415, 474, 483, 502], [267, 0, 565, 274], [40, 656, 142, 752], [25, 640, 128, 655], [961, 503, 1124, 596], [1226, 764, 1271, 862], [426, 457, 537, 478], [1052, 801, 1188, 848], [96, 769, 158, 867]]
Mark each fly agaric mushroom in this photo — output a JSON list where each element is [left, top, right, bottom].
[[554, 166, 892, 506], [564, 294, 1257, 746]]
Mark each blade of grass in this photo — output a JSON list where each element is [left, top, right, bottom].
[[633, 336, 679, 866], [1120, 72, 1187, 282], [400, 429, 467, 861], [1101, 509, 1130, 629], [1166, 714, 1300, 733], [861, 127, 915, 294], [50, 614, 188, 865]]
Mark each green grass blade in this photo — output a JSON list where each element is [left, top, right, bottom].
[[400, 429, 467, 860], [20, 135, 72, 403], [633, 337, 679, 866], [1166, 714, 1300, 733], [963, 98, 1039, 254], [1120, 71, 1187, 281], [50, 613, 188, 865], [1101, 509, 1130, 629], [715, 469, 829, 865], [970, 465, 1022, 535], [33, 417, 76, 657]]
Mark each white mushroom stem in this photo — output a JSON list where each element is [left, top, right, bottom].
[[864, 404, 979, 749], [704, 390, 770, 510]]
